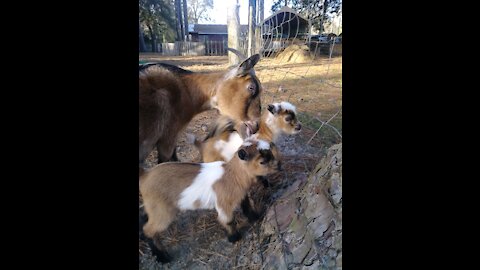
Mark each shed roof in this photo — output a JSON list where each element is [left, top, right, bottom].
[[262, 6, 309, 25], [189, 24, 248, 35]]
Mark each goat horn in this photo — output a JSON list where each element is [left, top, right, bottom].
[[226, 47, 247, 61]]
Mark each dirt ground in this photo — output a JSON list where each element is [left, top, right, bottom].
[[139, 53, 342, 269]]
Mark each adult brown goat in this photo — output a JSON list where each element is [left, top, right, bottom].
[[139, 54, 262, 166]]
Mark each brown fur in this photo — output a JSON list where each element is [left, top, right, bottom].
[[211, 144, 280, 232], [140, 162, 201, 239], [191, 116, 249, 163], [139, 55, 262, 165], [139, 139, 281, 260]]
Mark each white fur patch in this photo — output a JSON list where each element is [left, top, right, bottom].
[[280, 102, 296, 113], [214, 132, 244, 161], [242, 141, 253, 147], [275, 102, 297, 113], [215, 202, 229, 223], [243, 134, 260, 145], [273, 103, 281, 113], [177, 161, 225, 210], [264, 112, 283, 140], [210, 96, 218, 109], [257, 139, 270, 150]]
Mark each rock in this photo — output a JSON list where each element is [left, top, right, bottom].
[[250, 143, 342, 269]]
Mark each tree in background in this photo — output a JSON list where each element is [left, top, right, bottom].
[[174, 0, 184, 41], [139, 0, 177, 52], [228, 0, 241, 65], [187, 0, 214, 24], [182, 0, 189, 40], [139, 20, 147, 52], [271, 0, 342, 33]]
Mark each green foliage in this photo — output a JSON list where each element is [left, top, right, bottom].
[[139, 0, 177, 44], [271, 0, 342, 33]]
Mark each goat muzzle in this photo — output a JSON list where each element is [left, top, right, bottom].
[[244, 120, 259, 136]]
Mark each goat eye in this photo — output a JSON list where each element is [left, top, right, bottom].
[[248, 85, 256, 95], [285, 115, 292, 122]]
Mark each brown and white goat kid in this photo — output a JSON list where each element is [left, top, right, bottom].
[[139, 54, 262, 166], [139, 138, 281, 262], [190, 101, 302, 163]]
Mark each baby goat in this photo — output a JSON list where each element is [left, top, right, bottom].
[[139, 138, 281, 262], [191, 101, 302, 163]]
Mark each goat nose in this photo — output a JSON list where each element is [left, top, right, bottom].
[[295, 123, 302, 131], [245, 120, 259, 135], [252, 120, 259, 130]]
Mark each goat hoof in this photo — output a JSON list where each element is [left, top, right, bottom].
[[261, 179, 270, 188], [258, 176, 269, 187], [247, 211, 261, 223], [152, 250, 172, 263], [227, 232, 242, 243]]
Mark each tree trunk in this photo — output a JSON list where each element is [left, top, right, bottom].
[[319, 0, 328, 34], [257, 0, 264, 22], [254, 0, 263, 54], [227, 0, 241, 65], [174, 0, 184, 41], [147, 25, 157, 53], [182, 0, 189, 41], [247, 0, 256, 57], [139, 21, 147, 53], [246, 143, 343, 269]]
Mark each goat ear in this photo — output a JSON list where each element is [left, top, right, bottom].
[[236, 54, 260, 77], [238, 149, 249, 160], [267, 104, 276, 114]]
